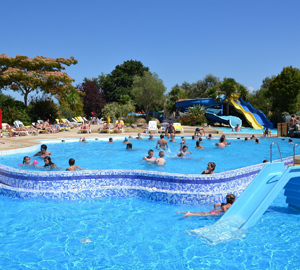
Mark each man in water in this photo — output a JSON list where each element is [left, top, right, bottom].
[[34, 144, 51, 157], [142, 149, 156, 162], [156, 135, 168, 150], [165, 123, 175, 139]]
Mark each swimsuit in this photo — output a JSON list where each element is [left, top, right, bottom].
[[209, 210, 219, 214]]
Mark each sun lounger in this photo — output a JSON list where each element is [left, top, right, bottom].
[[147, 121, 159, 133], [173, 123, 184, 134]]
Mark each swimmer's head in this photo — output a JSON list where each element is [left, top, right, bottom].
[[199, 137, 202, 142], [160, 135, 164, 139], [226, 194, 236, 204], [44, 156, 53, 166], [196, 141, 200, 146], [255, 138, 259, 143], [159, 151, 165, 157], [245, 137, 248, 141], [220, 137, 225, 143], [41, 144, 47, 151], [148, 149, 154, 156], [289, 139, 293, 143], [69, 158, 75, 166], [207, 162, 216, 171], [109, 138, 113, 142], [192, 136, 195, 140], [126, 143, 132, 149], [208, 134, 212, 138], [263, 160, 269, 163], [124, 137, 128, 141], [182, 145, 188, 151], [23, 156, 30, 164]]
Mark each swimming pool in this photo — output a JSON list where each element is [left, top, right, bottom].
[[0, 191, 299, 269], [214, 127, 278, 134]]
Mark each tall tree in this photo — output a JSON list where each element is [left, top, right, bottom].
[[99, 60, 149, 103], [132, 71, 166, 122], [268, 66, 300, 114], [76, 80, 106, 117], [218, 78, 239, 115], [0, 54, 78, 106], [261, 75, 276, 90]]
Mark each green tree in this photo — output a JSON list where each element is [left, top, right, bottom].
[[261, 75, 276, 90], [166, 87, 188, 113], [218, 78, 239, 115], [99, 60, 149, 103], [132, 71, 166, 122], [0, 54, 78, 106], [268, 66, 300, 114], [249, 88, 272, 116]]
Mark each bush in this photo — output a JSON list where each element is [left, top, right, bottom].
[[181, 115, 207, 126]]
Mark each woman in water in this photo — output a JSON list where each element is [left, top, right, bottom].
[[44, 156, 57, 168]]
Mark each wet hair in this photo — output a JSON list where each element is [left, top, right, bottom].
[[196, 141, 200, 147], [255, 138, 259, 143], [208, 162, 216, 171], [289, 139, 293, 142], [44, 156, 54, 167], [159, 151, 165, 157], [199, 137, 202, 142], [109, 138, 113, 142], [245, 137, 248, 141], [263, 160, 269, 163], [208, 134, 212, 138], [192, 136, 195, 140], [226, 194, 236, 204], [69, 158, 75, 166], [220, 137, 225, 143], [148, 149, 154, 153], [160, 135, 164, 139], [182, 145, 188, 150], [41, 144, 47, 150], [23, 156, 29, 164], [126, 143, 133, 149]]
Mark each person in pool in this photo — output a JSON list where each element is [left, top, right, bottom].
[[169, 134, 176, 142], [66, 158, 82, 171], [215, 137, 226, 148], [206, 134, 213, 140], [195, 140, 204, 149], [232, 124, 242, 132], [129, 133, 142, 140], [126, 143, 135, 150], [177, 145, 192, 157], [156, 151, 166, 166], [79, 137, 87, 142], [34, 144, 51, 157], [156, 135, 168, 150], [148, 134, 155, 141], [289, 139, 294, 144], [44, 156, 56, 168], [250, 135, 257, 140], [108, 138, 114, 143], [123, 137, 131, 144], [143, 149, 156, 162], [179, 194, 236, 217], [22, 156, 38, 165], [201, 162, 216, 174], [254, 138, 260, 144]]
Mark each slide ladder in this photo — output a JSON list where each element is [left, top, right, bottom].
[[189, 143, 300, 244]]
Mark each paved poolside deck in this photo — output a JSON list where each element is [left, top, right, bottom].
[[0, 124, 275, 152]]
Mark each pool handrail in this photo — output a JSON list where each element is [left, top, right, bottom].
[[270, 142, 282, 163], [293, 143, 300, 166]]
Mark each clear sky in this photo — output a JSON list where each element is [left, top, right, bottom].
[[1, 0, 300, 103]]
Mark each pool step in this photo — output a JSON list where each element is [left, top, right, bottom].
[[284, 172, 300, 211]]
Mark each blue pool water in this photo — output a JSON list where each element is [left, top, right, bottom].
[[0, 137, 298, 173], [0, 191, 299, 269]]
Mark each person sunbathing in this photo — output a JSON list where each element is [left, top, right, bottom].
[[114, 119, 124, 130]]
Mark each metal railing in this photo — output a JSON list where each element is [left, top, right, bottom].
[[270, 142, 282, 163], [293, 143, 300, 166]]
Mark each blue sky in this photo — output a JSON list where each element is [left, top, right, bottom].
[[1, 0, 300, 103]]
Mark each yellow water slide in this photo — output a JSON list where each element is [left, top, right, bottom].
[[230, 98, 263, 129]]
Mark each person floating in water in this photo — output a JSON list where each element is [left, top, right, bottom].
[[21, 156, 38, 165], [66, 158, 82, 171], [129, 133, 142, 140], [34, 144, 51, 157], [156, 135, 168, 150], [156, 151, 166, 166], [143, 149, 156, 162], [44, 156, 56, 168], [178, 194, 236, 217], [123, 137, 130, 144], [201, 162, 216, 174]]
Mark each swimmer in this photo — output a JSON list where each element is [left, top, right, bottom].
[[129, 133, 142, 140], [195, 141, 204, 149], [126, 143, 136, 150], [206, 134, 213, 140], [156, 135, 168, 150], [44, 156, 56, 168], [215, 137, 226, 148], [66, 158, 82, 171], [178, 194, 235, 217], [232, 124, 242, 132], [289, 139, 294, 144], [220, 134, 231, 145], [156, 151, 166, 166], [201, 162, 216, 174], [254, 138, 260, 144], [245, 137, 249, 141], [123, 137, 130, 144], [148, 134, 155, 141], [263, 160, 269, 163], [79, 137, 87, 142], [177, 145, 192, 157], [34, 144, 51, 157], [21, 156, 38, 165], [250, 135, 257, 140], [143, 149, 156, 162], [108, 138, 114, 143]]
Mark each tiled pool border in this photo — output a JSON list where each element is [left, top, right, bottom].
[[0, 138, 294, 204]]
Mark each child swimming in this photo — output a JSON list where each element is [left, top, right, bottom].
[[178, 194, 236, 217], [20, 156, 38, 166], [66, 158, 82, 171], [44, 156, 57, 168], [156, 151, 166, 166]]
